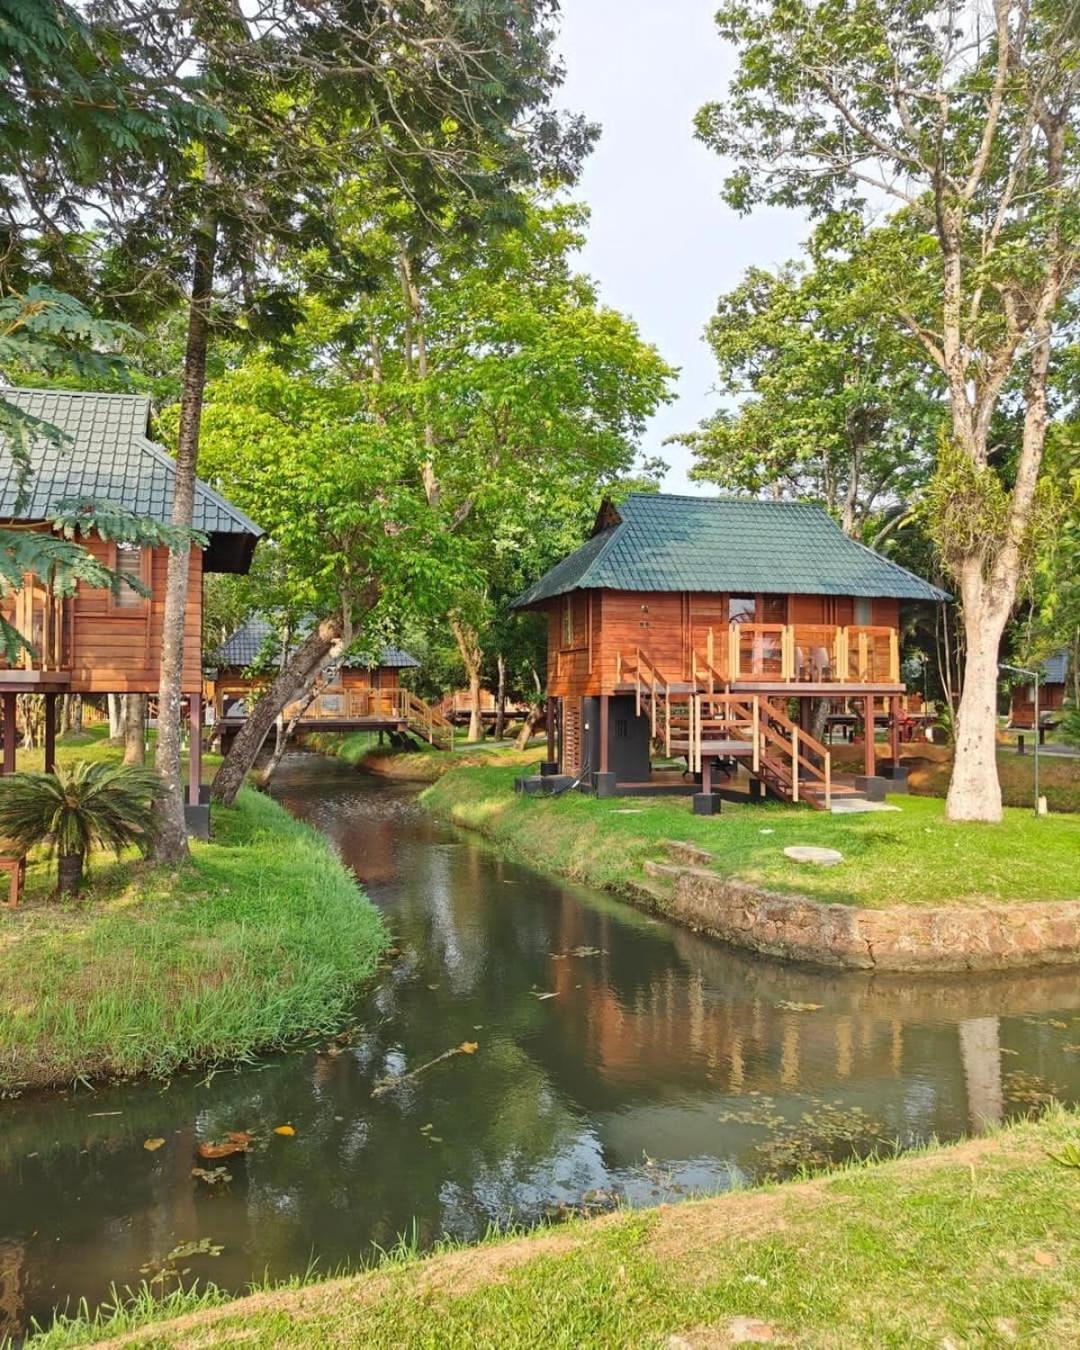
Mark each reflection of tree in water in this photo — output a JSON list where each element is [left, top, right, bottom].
[[0, 1240, 25, 1344]]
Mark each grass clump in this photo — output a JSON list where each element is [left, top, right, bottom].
[[422, 760, 1080, 908], [0, 787, 387, 1092], [23, 1108, 1080, 1348]]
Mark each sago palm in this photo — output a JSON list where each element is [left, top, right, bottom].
[[0, 761, 161, 895]]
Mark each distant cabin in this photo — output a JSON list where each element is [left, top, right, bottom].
[[0, 387, 261, 787], [1008, 650, 1071, 730], [207, 619, 451, 748], [513, 494, 948, 809]]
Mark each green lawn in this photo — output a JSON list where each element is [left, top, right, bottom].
[[24, 1107, 1080, 1348], [0, 784, 387, 1092], [422, 761, 1080, 908]]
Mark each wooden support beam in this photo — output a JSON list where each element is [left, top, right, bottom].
[[2, 694, 15, 774], [701, 752, 712, 795], [889, 693, 901, 764], [598, 695, 609, 774], [546, 699, 556, 764], [863, 694, 875, 777], [44, 693, 57, 774], [188, 694, 202, 806]]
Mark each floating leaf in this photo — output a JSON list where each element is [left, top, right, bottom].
[[191, 1166, 232, 1186], [459, 1041, 478, 1054], [273, 1124, 296, 1137], [531, 991, 558, 1000], [197, 1137, 252, 1160], [776, 1001, 823, 1013], [143, 1137, 165, 1152]]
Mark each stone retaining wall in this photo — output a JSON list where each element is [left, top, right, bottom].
[[647, 845, 1080, 972]]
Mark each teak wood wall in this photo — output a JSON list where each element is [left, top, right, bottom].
[[545, 589, 902, 698]]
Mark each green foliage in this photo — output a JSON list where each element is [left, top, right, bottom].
[[0, 761, 159, 885], [683, 217, 944, 539]]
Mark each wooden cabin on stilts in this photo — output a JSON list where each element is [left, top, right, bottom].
[[207, 620, 453, 750], [0, 388, 262, 837], [512, 495, 948, 812]]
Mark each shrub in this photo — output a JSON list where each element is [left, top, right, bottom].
[[0, 761, 159, 894]]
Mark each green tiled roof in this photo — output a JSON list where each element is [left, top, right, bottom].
[[211, 618, 420, 672], [0, 387, 262, 570], [513, 494, 949, 607]]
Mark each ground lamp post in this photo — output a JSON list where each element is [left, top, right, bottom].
[[999, 663, 1040, 815]]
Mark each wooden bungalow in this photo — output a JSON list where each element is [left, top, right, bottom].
[[207, 619, 452, 749], [0, 387, 261, 816], [436, 688, 531, 727], [512, 494, 948, 810], [1007, 650, 1071, 737]]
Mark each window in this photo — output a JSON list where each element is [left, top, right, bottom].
[[562, 594, 574, 647], [729, 595, 756, 626], [762, 594, 787, 624], [113, 544, 145, 609], [854, 597, 873, 626]]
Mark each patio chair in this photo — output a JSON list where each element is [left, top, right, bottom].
[[0, 838, 27, 908]]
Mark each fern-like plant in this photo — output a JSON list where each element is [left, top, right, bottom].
[[0, 762, 161, 895]]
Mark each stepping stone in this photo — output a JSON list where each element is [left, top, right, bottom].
[[783, 845, 844, 866]]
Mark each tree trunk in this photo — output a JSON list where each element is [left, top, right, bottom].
[[260, 678, 329, 787], [515, 703, 543, 751], [107, 693, 127, 744], [71, 694, 83, 735], [122, 694, 145, 765], [57, 851, 84, 896], [945, 569, 1010, 822], [211, 618, 344, 806], [493, 653, 507, 741], [451, 615, 484, 743], [153, 211, 218, 864]]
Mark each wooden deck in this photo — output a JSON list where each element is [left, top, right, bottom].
[[217, 687, 455, 749]]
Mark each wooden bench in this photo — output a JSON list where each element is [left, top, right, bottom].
[[0, 840, 27, 908]]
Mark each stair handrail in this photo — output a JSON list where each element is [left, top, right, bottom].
[[759, 700, 831, 809]]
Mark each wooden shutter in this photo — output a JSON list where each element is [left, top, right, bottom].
[[562, 698, 582, 775]]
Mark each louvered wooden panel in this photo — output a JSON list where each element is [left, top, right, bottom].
[[561, 697, 582, 775]]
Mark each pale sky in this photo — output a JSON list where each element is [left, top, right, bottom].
[[556, 1, 809, 492]]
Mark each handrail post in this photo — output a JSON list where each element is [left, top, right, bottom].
[[791, 726, 799, 803], [752, 696, 760, 774]]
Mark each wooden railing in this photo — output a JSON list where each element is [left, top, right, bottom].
[[404, 691, 454, 749], [0, 585, 69, 671], [290, 688, 409, 722], [618, 622, 901, 688], [758, 700, 831, 809]]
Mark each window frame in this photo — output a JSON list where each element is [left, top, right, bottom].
[[107, 541, 152, 614]]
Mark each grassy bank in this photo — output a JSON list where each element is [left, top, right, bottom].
[[0, 787, 387, 1092], [903, 744, 1080, 813], [308, 730, 545, 782], [25, 1107, 1080, 1347], [422, 761, 1080, 908]]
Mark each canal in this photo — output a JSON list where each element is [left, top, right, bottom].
[[1, 750, 1078, 1338]]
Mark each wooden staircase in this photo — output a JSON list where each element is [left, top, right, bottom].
[[626, 650, 834, 810], [404, 692, 454, 750]]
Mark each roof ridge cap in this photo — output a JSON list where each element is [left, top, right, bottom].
[[1, 384, 151, 405]]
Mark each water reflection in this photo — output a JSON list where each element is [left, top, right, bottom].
[[1, 751, 1077, 1339]]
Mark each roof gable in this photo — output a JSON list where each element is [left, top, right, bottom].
[[0, 388, 262, 569], [512, 493, 949, 607]]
